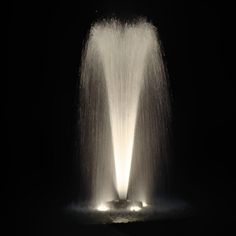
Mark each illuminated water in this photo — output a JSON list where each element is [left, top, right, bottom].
[[69, 199, 191, 224], [79, 19, 170, 206]]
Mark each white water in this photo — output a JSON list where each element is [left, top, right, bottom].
[[79, 19, 170, 204]]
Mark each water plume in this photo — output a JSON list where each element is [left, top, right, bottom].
[[79, 19, 170, 205]]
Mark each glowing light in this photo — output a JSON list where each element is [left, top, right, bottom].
[[130, 205, 141, 212], [97, 204, 109, 211], [142, 202, 148, 207]]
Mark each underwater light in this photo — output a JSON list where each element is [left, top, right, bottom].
[[97, 204, 109, 211], [130, 205, 141, 211], [142, 202, 148, 207]]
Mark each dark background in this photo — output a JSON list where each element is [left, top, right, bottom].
[[8, 1, 235, 235]]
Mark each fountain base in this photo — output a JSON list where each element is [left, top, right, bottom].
[[97, 199, 143, 211]]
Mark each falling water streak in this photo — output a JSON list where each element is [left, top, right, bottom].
[[79, 19, 171, 205]]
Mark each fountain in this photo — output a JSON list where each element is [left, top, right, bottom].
[[78, 18, 170, 210], [71, 18, 190, 223]]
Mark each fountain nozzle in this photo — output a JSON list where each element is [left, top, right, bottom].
[[97, 199, 143, 211]]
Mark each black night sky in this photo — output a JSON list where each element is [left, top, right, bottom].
[[8, 1, 235, 235]]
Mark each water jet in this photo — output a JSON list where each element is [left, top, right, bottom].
[[74, 18, 178, 222]]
